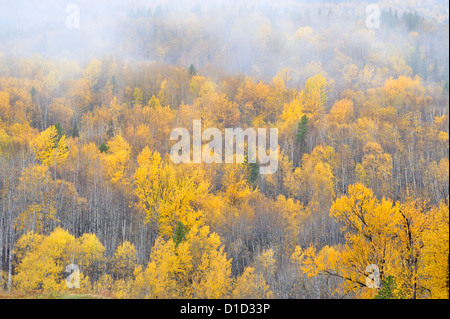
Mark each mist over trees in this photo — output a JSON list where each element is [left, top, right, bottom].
[[1, 0, 448, 82], [0, 0, 448, 299]]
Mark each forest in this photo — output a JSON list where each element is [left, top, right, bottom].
[[0, 0, 448, 299]]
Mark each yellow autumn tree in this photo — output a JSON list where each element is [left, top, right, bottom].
[[134, 147, 209, 238], [134, 225, 232, 299], [234, 77, 271, 127], [420, 200, 449, 298], [303, 74, 330, 118], [293, 182, 449, 299], [133, 237, 181, 299], [293, 184, 399, 297], [102, 134, 131, 187], [14, 228, 76, 292], [222, 162, 253, 207], [14, 228, 105, 294], [233, 249, 276, 299], [12, 231, 44, 266], [233, 267, 273, 299], [0, 91, 11, 122], [325, 98, 354, 145], [273, 195, 306, 253], [111, 241, 137, 298], [30, 125, 68, 166], [278, 91, 306, 160], [15, 164, 57, 235], [192, 245, 232, 298], [393, 195, 431, 299], [294, 145, 338, 206], [186, 225, 233, 299], [74, 233, 105, 282], [148, 97, 176, 154], [111, 241, 137, 281], [359, 142, 393, 197]]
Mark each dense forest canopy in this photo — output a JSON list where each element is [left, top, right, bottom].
[[0, 0, 448, 299]]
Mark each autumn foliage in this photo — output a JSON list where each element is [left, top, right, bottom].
[[0, 5, 448, 299]]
